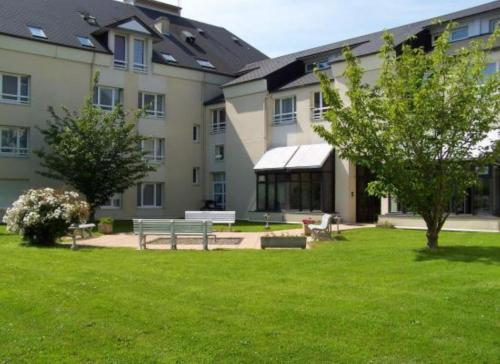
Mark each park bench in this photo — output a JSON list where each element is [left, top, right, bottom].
[[185, 211, 236, 230], [69, 223, 96, 250], [133, 219, 215, 251]]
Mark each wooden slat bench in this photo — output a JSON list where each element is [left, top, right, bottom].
[[133, 219, 216, 251], [185, 211, 236, 230]]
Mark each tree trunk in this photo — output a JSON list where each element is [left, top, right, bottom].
[[426, 228, 439, 249]]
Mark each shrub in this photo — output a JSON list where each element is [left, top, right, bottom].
[[2, 188, 90, 245]]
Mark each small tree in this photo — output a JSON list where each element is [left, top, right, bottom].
[[314, 24, 500, 249], [36, 73, 155, 220]]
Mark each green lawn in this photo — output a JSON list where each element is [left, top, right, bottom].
[[0, 226, 499, 363], [107, 220, 299, 234]]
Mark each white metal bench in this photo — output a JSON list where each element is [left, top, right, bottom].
[[133, 219, 215, 251], [185, 211, 236, 230], [69, 223, 96, 250]]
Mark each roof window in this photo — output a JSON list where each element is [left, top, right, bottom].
[[161, 52, 177, 63], [28, 26, 47, 39], [196, 59, 215, 69], [77, 36, 95, 48]]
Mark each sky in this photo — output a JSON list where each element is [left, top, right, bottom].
[[158, 0, 492, 57]]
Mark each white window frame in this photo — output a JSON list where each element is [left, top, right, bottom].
[[212, 173, 226, 209], [137, 182, 163, 208], [312, 91, 330, 121], [93, 86, 122, 111], [101, 194, 122, 209], [450, 25, 469, 42], [133, 38, 147, 73], [273, 96, 297, 125], [139, 92, 165, 118], [0, 73, 30, 105], [0, 126, 29, 157], [215, 144, 224, 161], [114, 34, 128, 70], [193, 124, 200, 143], [77, 36, 94, 48], [142, 138, 165, 163], [28, 26, 47, 39], [211, 108, 226, 133], [192, 167, 200, 185]]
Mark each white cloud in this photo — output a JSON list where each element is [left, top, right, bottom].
[[148, 0, 491, 57]]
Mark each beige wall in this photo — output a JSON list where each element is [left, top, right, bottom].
[[0, 33, 231, 220]]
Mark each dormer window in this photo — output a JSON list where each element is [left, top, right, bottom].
[[161, 52, 177, 63], [450, 25, 469, 42], [28, 26, 47, 39], [490, 18, 500, 33], [306, 59, 329, 73], [114, 34, 127, 69], [77, 36, 94, 48], [197, 59, 215, 69], [133, 38, 147, 72]]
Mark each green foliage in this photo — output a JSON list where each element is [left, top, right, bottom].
[[35, 73, 155, 220], [99, 217, 114, 225], [314, 23, 500, 248]]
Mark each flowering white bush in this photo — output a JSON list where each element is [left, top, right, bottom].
[[2, 188, 90, 245]]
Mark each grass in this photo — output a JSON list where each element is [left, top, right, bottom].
[[101, 220, 299, 234], [0, 226, 499, 363]]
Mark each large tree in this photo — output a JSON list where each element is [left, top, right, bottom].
[[314, 24, 500, 249], [36, 73, 156, 221]]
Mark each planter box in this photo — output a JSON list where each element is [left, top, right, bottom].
[[261, 236, 307, 249], [98, 223, 113, 235]]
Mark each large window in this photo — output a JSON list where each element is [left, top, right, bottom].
[[450, 25, 469, 42], [1, 73, 30, 104], [101, 194, 122, 209], [273, 96, 297, 125], [142, 138, 164, 162], [0, 126, 29, 156], [137, 183, 163, 208], [256, 171, 333, 212], [215, 144, 224, 161], [133, 38, 147, 72], [211, 108, 226, 133], [490, 18, 500, 33], [138, 92, 165, 118], [312, 92, 329, 121], [114, 35, 127, 69], [213, 173, 226, 209], [93, 86, 123, 111]]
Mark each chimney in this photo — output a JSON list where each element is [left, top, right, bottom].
[[122, 0, 135, 4], [134, 0, 182, 16]]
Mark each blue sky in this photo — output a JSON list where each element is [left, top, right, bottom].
[[174, 0, 492, 57]]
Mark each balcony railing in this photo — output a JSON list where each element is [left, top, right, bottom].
[[113, 58, 128, 70], [312, 107, 330, 121], [133, 63, 148, 73], [211, 123, 226, 134], [272, 112, 297, 125]]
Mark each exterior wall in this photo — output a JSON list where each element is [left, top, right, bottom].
[[0, 33, 231, 220]]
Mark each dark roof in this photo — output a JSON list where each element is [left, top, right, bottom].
[[0, 0, 268, 76], [278, 69, 333, 91], [226, 0, 500, 87], [204, 94, 225, 106]]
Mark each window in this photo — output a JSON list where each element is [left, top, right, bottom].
[[192, 167, 200, 185], [213, 173, 226, 209], [193, 124, 200, 143], [483, 62, 498, 78], [137, 183, 163, 208], [142, 138, 164, 162], [1, 73, 30, 104], [0, 126, 29, 156], [196, 59, 215, 69], [490, 18, 500, 33], [273, 96, 297, 125], [215, 144, 224, 161], [28, 26, 47, 39], [114, 35, 127, 69], [133, 38, 147, 72], [306, 59, 329, 73], [312, 92, 329, 121], [77, 36, 94, 48], [211, 108, 226, 133], [93, 86, 123, 111], [101, 194, 122, 209], [161, 53, 177, 63], [138, 92, 165, 118], [450, 26, 469, 42]]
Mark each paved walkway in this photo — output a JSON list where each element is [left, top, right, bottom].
[[71, 224, 373, 251]]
